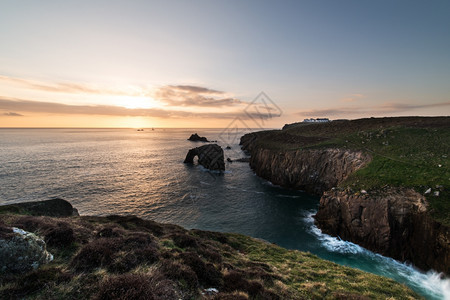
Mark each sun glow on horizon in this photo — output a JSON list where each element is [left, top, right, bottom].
[[113, 95, 160, 109]]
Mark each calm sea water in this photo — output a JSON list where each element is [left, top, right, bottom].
[[0, 128, 448, 299]]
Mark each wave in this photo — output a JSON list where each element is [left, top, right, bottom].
[[303, 210, 450, 300]]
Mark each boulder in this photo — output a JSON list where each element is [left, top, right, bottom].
[[184, 144, 225, 171], [188, 133, 209, 142], [0, 226, 53, 274]]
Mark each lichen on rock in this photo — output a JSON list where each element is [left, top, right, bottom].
[[0, 226, 53, 274]]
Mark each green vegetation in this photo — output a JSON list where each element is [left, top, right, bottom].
[[250, 117, 450, 225], [0, 212, 419, 299]]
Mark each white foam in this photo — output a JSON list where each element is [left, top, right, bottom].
[[303, 210, 450, 299], [304, 212, 364, 254]]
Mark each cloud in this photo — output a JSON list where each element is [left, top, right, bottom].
[[154, 85, 243, 107], [0, 97, 274, 120], [0, 75, 245, 108], [169, 85, 223, 94], [0, 75, 141, 96], [3, 111, 23, 116], [340, 94, 365, 103], [296, 101, 450, 117]]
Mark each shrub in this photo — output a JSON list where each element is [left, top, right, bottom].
[[191, 229, 229, 244], [159, 259, 199, 290], [199, 247, 223, 263], [179, 252, 222, 287], [171, 233, 198, 249], [96, 226, 125, 238], [44, 222, 75, 247], [108, 245, 160, 273], [106, 215, 164, 236], [222, 271, 263, 297], [3, 267, 72, 298], [70, 238, 123, 272], [95, 273, 177, 300]]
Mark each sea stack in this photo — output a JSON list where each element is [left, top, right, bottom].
[[184, 144, 225, 171]]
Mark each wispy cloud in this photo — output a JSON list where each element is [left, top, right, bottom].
[[0, 97, 274, 120], [0, 75, 142, 96], [2, 111, 23, 116], [154, 85, 243, 107], [340, 94, 365, 103], [296, 101, 450, 117]]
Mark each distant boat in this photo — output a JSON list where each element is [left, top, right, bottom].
[[137, 129, 144, 131]]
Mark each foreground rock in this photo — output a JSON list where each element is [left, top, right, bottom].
[[184, 144, 225, 171], [315, 188, 450, 274], [187, 133, 209, 142], [0, 226, 53, 274]]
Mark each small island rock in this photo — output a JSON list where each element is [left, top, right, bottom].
[[188, 133, 209, 142]]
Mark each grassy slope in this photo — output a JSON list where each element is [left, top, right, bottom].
[[0, 212, 419, 299], [249, 117, 450, 225]]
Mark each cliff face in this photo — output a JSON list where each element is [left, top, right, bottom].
[[240, 130, 450, 274], [244, 143, 371, 195], [315, 188, 450, 274]]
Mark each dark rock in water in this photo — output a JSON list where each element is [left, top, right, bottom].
[[184, 144, 225, 171], [225, 146, 231, 149], [188, 133, 209, 142], [227, 158, 232, 162], [0, 199, 79, 217]]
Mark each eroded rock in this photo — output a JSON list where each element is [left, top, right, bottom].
[[184, 144, 225, 171]]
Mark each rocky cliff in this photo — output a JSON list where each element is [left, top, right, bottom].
[[315, 188, 450, 274], [240, 117, 450, 275], [247, 147, 370, 195]]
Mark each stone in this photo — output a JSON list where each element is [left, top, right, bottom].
[[188, 133, 209, 142], [0, 226, 53, 274], [424, 188, 432, 194], [184, 144, 225, 171]]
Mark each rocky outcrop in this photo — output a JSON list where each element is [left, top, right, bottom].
[[240, 128, 449, 275], [0, 198, 79, 217], [247, 147, 371, 195], [188, 133, 209, 142], [0, 226, 53, 274], [314, 188, 450, 274], [184, 144, 225, 171]]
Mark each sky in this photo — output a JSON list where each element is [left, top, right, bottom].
[[0, 0, 449, 128]]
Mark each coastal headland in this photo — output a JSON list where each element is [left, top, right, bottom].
[[240, 116, 449, 275]]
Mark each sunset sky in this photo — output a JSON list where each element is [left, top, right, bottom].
[[1, 0, 449, 128]]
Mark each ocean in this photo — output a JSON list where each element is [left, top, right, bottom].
[[0, 128, 448, 299]]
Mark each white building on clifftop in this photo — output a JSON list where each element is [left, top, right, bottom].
[[303, 118, 330, 123]]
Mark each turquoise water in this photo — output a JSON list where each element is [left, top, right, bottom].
[[0, 128, 448, 299]]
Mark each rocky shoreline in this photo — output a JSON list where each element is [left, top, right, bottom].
[[240, 117, 450, 275]]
